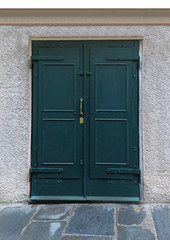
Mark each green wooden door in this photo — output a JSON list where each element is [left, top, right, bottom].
[[30, 40, 140, 202]]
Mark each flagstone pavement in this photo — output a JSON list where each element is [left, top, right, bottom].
[[0, 203, 169, 240]]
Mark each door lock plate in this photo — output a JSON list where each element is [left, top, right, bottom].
[[80, 117, 84, 124]]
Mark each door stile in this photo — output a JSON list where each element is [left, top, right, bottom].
[[83, 42, 87, 198], [31, 61, 38, 169], [132, 60, 139, 171]]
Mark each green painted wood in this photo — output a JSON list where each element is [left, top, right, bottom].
[[31, 41, 84, 197], [31, 40, 140, 201], [86, 41, 139, 198]]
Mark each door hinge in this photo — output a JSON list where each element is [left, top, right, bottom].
[[137, 62, 140, 69], [29, 57, 33, 69], [77, 71, 83, 76], [86, 72, 92, 75], [137, 57, 141, 69], [80, 160, 84, 165], [29, 169, 32, 182]]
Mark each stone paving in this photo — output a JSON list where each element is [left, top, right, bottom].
[[0, 203, 169, 240]]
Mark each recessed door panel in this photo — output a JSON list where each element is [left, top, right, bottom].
[[94, 119, 127, 165], [42, 64, 75, 111], [95, 64, 127, 111], [42, 119, 75, 165]]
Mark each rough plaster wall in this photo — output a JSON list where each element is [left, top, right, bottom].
[[0, 26, 169, 203]]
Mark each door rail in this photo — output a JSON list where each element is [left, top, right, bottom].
[[106, 168, 140, 174]]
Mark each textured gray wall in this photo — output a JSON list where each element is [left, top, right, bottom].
[[0, 26, 170, 203]]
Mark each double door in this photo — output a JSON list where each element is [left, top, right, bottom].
[[30, 40, 140, 202]]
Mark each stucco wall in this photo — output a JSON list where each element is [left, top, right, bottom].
[[0, 26, 169, 203]]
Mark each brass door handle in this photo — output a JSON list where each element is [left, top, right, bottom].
[[79, 97, 84, 117]]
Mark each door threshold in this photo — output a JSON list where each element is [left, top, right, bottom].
[[86, 196, 140, 203], [30, 196, 140, 203], [30, 196, 86, 202]]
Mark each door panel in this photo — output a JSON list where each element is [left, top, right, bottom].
[[30, 40, 140, 201], [31, 41, 84, 198], [94, 119, 127, 165], [94, 64, 127, 111], [86, 41, 139, 198], [42, 119, 75, 165], [42, 64, 75, 111]]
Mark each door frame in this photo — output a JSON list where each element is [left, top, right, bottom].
[[28, 36, 143, 202]]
